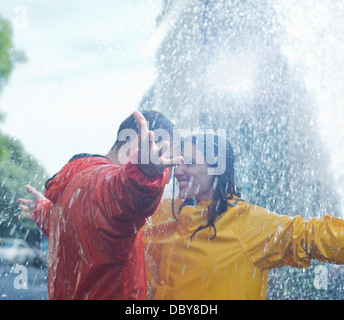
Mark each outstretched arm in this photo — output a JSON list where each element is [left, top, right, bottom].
[[94, 111, 183, 235], [233, 204, 344, 270]]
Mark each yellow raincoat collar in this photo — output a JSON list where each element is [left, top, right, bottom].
[[175, 194, 240, 236]]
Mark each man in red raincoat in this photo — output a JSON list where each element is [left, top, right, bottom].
[[17, 110, 182, 300]]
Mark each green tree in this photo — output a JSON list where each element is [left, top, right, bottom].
[[0, 15, 26, 121], [0, 133, 47, 244], [0, 15, 46, 245], [0, 16, 13, 90]]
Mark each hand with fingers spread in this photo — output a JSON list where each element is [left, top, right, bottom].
[[17, 185, 46, 218], [133, 111, 183, 177]]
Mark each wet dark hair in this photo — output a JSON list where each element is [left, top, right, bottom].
[[111, 110, 176, 152], [172, 134, 242, 240]]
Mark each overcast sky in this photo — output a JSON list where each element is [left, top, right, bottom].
[[0, 0, 162, 176]]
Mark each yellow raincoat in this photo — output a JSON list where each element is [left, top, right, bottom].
[[142, 196, 344, 300]]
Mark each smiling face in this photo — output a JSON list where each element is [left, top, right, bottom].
[[174, 144, 214, 201]]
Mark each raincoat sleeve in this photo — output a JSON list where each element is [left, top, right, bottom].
[[32, 199, 53, 237], [94, 152, 168, 227], [232, 204, 344, 270]]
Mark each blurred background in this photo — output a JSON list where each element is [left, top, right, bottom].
[[0, 0, 162, 177], [0, 0, 344, 300], [0, 0, 161, 300]]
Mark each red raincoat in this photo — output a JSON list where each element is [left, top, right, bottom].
[[32, 153, 167, 300]]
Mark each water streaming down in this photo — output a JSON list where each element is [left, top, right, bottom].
[[141, 0, 344, 299]]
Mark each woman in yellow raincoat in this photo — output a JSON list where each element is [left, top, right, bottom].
[[142, 133, 344, 300]]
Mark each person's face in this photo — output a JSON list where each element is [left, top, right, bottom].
[[174, 144, 214, 201]]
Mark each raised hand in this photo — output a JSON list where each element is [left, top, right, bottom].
[[16, 185, 46, 218], [133, 111, 183, 176]]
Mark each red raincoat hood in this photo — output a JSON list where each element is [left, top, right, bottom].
[[44, 154, 111, 204]]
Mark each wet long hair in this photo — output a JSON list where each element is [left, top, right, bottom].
[[172, 134, 242, 240]]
